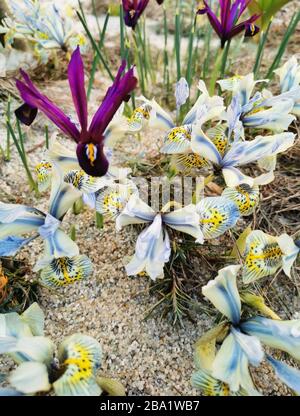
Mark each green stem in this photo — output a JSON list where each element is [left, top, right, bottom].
[[253, 20, 272, 79], [220, 40, 231, 79], [175, 6, 181, 81], [95, 212, 104, 229], [45, 125, 49, 149], [76, 8, 113, 81]]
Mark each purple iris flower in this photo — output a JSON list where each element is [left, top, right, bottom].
[[15, 47, 137, 177], [122, 0, 150, 29], [197, 0, 260, 48]]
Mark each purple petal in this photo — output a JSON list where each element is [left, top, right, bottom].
[[122, 0, 150, 29], [76, 142, 109, 177], [16, 77, 80, 141], [15, 103, 38, 126], [68, 46, 88, 133], [89, 61, 137, 140], [220, 0, 231, 27], [228, 14, 260, 40]]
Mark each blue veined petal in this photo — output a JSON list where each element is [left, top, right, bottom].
[[196, 197, 240, 239], [277, 234, 300, 278], [170, 153, 209, 174], [243, 100, 296, 132], [40, 255, 92, 288], [0, 202, 42, 223], [126, 215, 171, 280], [274, 56, 300, 93], [54, 334, 102, 396], [21, 303, 45, 337], [212, 333, 258, 394], [96, 184, 134, 219], [127, 103, 152, 132], [223, 133, 296, 168], [163, 204, 204, 242], [8, 362, 50, 394], [222, 184, 260, 216], [183, 79, 224, 125], [116, 195, 156, 230], [64, 169, 111, 194], [138, 96, 175, 130], [231, 327, 264, 367], [46, 138, 78, 173], [0, 216, 45, 240], [202, 265, 241, 324], [241, 317, 300, 361], [12, 336, 55, 364], [191, 124, 223, 165], [37, 229, 80, 268], [266, 355, 300, 394], [0, 313, 32, 339], [160, 125, 192, 154], [48, 168, 82, 220], [175, 77, 189, 110], [226, 95, 244, 141], [35, 160, 53, 192], [191, 369, 246, 396], [261, 87, 300, 109], [0, 235, 36, 256], [242, 230, 282, 284]]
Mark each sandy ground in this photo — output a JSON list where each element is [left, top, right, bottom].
[[0, 0, 300, 396]]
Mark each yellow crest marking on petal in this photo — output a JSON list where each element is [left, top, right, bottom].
[[167, 126, 191, 143]]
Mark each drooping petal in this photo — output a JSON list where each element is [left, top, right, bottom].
[[0, 202, 43, 223], [46, 138, 79, 173], [160, 125, 192, 154], [277, 234, 300, 278], [274, 56, 300, 93], [242, 230, 282, 284], [127, 103, 152, 132], [116, 195, 156, 230], [163, 204, 204, 242], [35, 160, 53, 192], [9, 361, 50, 394], [212, 333, 258, 394], [125, 214, 171, 280], [40, 255, 92, 288], [222, 184, 260, 216], [14, 103, 38, 126], [266, 355, 300, 395], [138, 96, 174, 130], [196, 197, 240, 239], [0, 236, 36, 257], [21, 303, 45, 337], [16, 75, 80, 141], [37, 229, 80, 269], [48, 168, 82, 220], [202, 265, 241, 324], [241, 317, 300, 361], [68, 46, 88, 132], [96, 183, 135, 219], [170, 153, 209, 174], [64, 170, 111, 194], [192, 369, 246, 396], [54, 334, 102, 396], [191, 124, 223, 165]]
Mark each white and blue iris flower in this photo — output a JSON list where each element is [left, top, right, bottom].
[[6, 1, 87, 55], [35, 137, 132, 210], [191, 120, 295, 187], [0, 304, 103, 396], [242, 230, 300, 284], [116, 195, 204, 280], [200, 265, 300, 395], [219, 73, 298, 140], [0, 168, 92, 287], [274, 56, 300, 116], [133, 80, 224, 173], [196, 196, 240, 239]]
